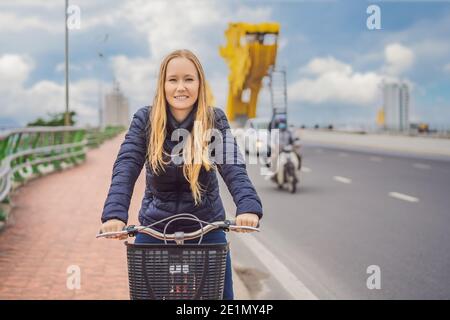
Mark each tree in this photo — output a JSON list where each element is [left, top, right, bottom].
[[27, 111, 77, 127]]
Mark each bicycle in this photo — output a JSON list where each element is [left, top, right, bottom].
[[96, 213, 260, 300]]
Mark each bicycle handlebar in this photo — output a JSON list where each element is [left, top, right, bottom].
[[96, 219, 259, 242]]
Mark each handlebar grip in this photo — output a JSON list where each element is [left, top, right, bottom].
[[228, 219, 260, 228], [224, 219, 260, 230], [96, 225, 130, 238]]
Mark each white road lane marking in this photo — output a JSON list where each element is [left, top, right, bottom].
[[333, 176, 352, 184], [388, 192, 419, 203], [370, 156, 383, 162], [413, 163, 431, 170], [301, 166, 311, 173], [237, 233, 318, 300], [338, 152, 348, 157]]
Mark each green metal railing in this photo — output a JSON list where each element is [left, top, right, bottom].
[[0, 125, 125, 221], [0, 127, 87, 203]]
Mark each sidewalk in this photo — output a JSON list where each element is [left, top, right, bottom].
[[0, 133, 249, 299]]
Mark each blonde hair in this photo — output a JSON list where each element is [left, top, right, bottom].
[[148, 49, 215, 205]]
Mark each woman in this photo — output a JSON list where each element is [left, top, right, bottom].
[[99, 49, 263, 300]]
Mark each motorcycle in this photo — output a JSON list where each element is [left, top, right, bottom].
[[270, 144, 301, 193]]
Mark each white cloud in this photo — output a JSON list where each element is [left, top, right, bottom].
[[0, 12, 61, 33], [0, 1, 123, 35], [0, 54, 34, 90], [0, 0, 275, 124], [109, 0, 273, 111], [54, 62, 94, 73], [289, 56, 382, 106], [121, 0, 222, 61], [110, 55, 159, 108], [0, 0, 61, 8], [383, 43, 414, 76], [289, 43, 417, 107], [0, 54, 100, 126], [79, 7, 125, 30], [300, 56, 353, 76], [383, 12, 450, 60], [120, 0, 272, 61], [352, 51, 384, 69]]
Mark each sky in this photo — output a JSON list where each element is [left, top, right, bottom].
[[0, 0, 449, 129]]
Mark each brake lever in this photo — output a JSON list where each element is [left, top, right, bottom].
[[125, 225, 138, 237], [96, 225, 138, 238]]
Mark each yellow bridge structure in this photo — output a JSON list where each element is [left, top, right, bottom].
[[220, 22, 280, 122]]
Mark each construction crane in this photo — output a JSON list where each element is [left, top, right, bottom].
[[219, 22, 280, 124]]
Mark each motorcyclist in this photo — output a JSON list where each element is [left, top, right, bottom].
[[266, 116, 302, 182]]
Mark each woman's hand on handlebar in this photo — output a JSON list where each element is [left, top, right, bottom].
[[99, 219, 127, 240], [235, 213, 259, 233]]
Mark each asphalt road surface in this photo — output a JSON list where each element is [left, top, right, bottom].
[[221, 142, 450, 299]]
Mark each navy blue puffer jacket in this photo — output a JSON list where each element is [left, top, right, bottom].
[[101, 105, 263, 233]]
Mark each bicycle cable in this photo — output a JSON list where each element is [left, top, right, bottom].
[[141, 213, 226, 244]]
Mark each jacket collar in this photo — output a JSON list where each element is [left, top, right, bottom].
[[166, 103, 198, 136]]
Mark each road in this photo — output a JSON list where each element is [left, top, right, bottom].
[[1, 132, 449, 299], [223, 142, 450, 299]]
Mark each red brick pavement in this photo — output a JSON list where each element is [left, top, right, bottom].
[[0, 133, 143, 299]]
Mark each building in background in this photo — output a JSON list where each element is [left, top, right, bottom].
[[381, 80, 410, 131], [102, 80, 130, 128]]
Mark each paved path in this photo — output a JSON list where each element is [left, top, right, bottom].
[[0, 133, 250, 300], [0, 134, 144, 299], [0, 128, 256, 300]]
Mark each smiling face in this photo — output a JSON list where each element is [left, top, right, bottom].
[[164, 57, 200, 115]]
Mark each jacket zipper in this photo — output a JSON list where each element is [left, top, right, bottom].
[[175, 165, 180, 214]]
